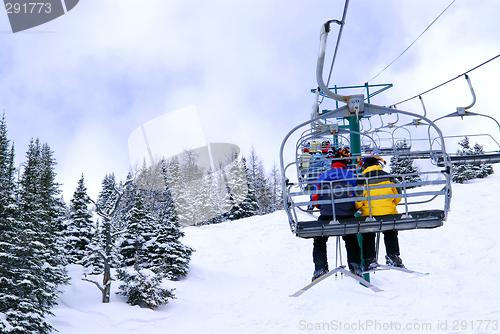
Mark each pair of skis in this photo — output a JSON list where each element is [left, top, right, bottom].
[[289, 265, 428, 297]]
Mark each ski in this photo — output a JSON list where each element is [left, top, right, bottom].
[[369, 264, 429, 275], [336, 267, 384, 293], [289, 266, 383, 297]]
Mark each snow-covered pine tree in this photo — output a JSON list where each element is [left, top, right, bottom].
[[195, 169, 232, 225], [127, 159, 195, 279], [150, 209, 194, 280], [181, 149, 206, 225], [115, 264, 175, 310], [246, 146, 271, 215], [451, 164, 476, 184], [471, 142, 494, 178], [163, 156, 193, 226], [64, 174, 94, 264], [80, 218, 105, 274], [96, 173, 120, 214], [389, 140, 422, 188], [452, 137, 494, 183], [39, 143, 67, 234], [6, 138, 69, 334], [267, 162, 283, 212], [135, 159, 167, 210], [227, 156, 258, 220], [114, 171, 141, 231], [112, 164, 186, 307], [457, 136, 473, 156], [118, 183, 156, 268], [0, 114, 35, 333], [159, 159, 179, 217], [210, 168, 233, 224]]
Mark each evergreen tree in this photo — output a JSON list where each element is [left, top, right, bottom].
[[159, 159, 180, 215], [267, 162, 283, 212], [135, 159, 167, 211], [0, 114, 15, 218], [451, 164, 476, 184], [246, 146, 270, 215], [64, 174, 94, 264], [390, 140, 422, 188], [227, 157, 258, 220], [452, 137, 494, 183], [115, 265, 175, 310], [96, 173, 120, 214], [164, 156, 193, 226], [134, 159, 194, 278], [457, 136, 473, 155], [118, 184, 156, 267], [2, 138, 69, 334], [20, 141, 69, 283], [0, 115, 33, 333], [114, 162, 192, 306], [211, 168, 233, 224], [39, 143, 67, 235], [80, 219, 106, 274], [150, 210, 194, 280], [196, 169, 231, 225], [471, 143, 495, 178], [181, 149, 206, 225]]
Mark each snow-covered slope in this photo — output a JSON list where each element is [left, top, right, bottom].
[[50, 173, 500, 334]]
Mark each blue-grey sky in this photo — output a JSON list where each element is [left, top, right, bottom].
[[1, 0, 499, 200]]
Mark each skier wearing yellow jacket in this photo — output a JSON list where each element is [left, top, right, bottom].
[[356, 157, 405, 271]]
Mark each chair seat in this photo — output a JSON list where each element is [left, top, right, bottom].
[[295, 210, 445, 238]]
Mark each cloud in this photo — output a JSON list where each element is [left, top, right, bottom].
[[0, 0, 499, 200]]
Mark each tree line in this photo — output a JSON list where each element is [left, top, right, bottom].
[[0, 113, 284, 333], [451, 137, 494, 183]]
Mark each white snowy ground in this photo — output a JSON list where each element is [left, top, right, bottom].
[[51, 173, 500, 334]]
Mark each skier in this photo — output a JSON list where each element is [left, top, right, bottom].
[[305, 153, 328, 191], [310, 153, 363, 281], [355, 156, 405, 271], [299, 148, 312, 176]]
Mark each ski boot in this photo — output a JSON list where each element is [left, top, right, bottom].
[[348, 263, 363, 277], [311, 265, 329, 282], [362, 257, 379, 272], [385, 254, 405, 268]]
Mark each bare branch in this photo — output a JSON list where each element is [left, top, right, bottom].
[[82, 277, 104, 293], [88, 197, 109, 219]]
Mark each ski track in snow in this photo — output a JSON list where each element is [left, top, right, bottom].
[[50, 173, 500, 333]]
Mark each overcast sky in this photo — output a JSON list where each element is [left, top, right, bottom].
[[1, 0, 499, 200]]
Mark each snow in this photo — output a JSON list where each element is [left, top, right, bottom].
[[50, 173, 500, 334]]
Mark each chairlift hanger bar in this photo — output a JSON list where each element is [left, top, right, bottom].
[[431, 75, 500, 133], [320, 0, 350, 99], [316, 16, 365, 116]]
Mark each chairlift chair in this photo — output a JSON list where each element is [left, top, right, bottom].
[[280, 106, 453, 239], [431, 75, 500, 166], [280, 19, 452, 240]]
